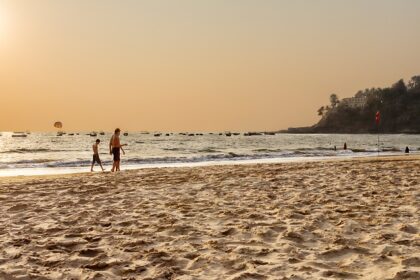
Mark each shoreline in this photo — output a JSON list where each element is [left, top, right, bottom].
[[1, 152, 418, 178]]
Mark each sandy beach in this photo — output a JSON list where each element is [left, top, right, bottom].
[[0, 156, 419, 279]]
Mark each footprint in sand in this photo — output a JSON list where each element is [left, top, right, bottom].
[[400, 224, 418, 234], [78, 248, 104, 258], [391, 270, 420, 280], [322, 270, 358, 279], [319, 247, 369, 261], [402, 257, 420, 267], [7, 204, 29, 212]]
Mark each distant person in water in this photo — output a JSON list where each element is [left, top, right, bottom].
[[344, 142, 347, 150], [109, 128, 127, 172], [91, 139, 105, 172], [405, 146, 410, 154]]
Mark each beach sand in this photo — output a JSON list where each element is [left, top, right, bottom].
[[0, 156, 419, 279]]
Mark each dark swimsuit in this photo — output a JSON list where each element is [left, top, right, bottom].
[[112, 147, 120, 161], [92, 154, 101, 164]]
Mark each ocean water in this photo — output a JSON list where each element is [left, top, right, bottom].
[[0, 132, 419, 176]]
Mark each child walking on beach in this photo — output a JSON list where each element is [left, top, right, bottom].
[[91, 139, 105, 172]]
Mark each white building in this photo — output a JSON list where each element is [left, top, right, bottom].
[[341, 96, 367, 108]]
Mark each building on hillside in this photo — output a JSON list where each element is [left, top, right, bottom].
[[341, 96, 368, 108]]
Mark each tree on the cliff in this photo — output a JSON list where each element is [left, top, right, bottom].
[[325, 105, 331, 113], [392, 79, 407, 94], [330, 94, 339, 108], [317, 106, 325, 117], [407, 76, 420, 92]]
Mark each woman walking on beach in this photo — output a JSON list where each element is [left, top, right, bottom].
[[109, 128, 127, 172]]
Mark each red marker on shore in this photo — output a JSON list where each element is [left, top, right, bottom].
[[376, 111, 381, 155]]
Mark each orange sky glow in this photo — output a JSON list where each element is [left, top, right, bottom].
[[1, 0, 420, 132]]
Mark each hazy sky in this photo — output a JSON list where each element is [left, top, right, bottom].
[[1, 0, 420, 132]]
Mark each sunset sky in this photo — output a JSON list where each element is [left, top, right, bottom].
[[1, 0, 420, 132]]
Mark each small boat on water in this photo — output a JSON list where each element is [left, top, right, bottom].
[[264, 132, 276, 136], [99, 132, 105, 135], [12, 132, 27, 138], [68, 133, 74, 136], [90, 132, 97, 137], [244, 132, 263, 136], [123, 132, 128, 136], [57, 131, 65, 136]]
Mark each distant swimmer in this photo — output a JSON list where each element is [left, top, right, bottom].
[[109, 128, 127, 172], [405, 146, 410, 154], [344, 142, 347, 150]]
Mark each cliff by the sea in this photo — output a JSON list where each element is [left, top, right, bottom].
[[284, 76, 420, 134]]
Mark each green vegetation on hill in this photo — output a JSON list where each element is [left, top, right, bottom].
[[286, 76, 420, 133]]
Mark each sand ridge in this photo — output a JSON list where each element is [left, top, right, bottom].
[[0, 157, 419, 279]]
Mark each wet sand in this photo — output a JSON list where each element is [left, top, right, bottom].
[[0, 156, 419, 279]]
